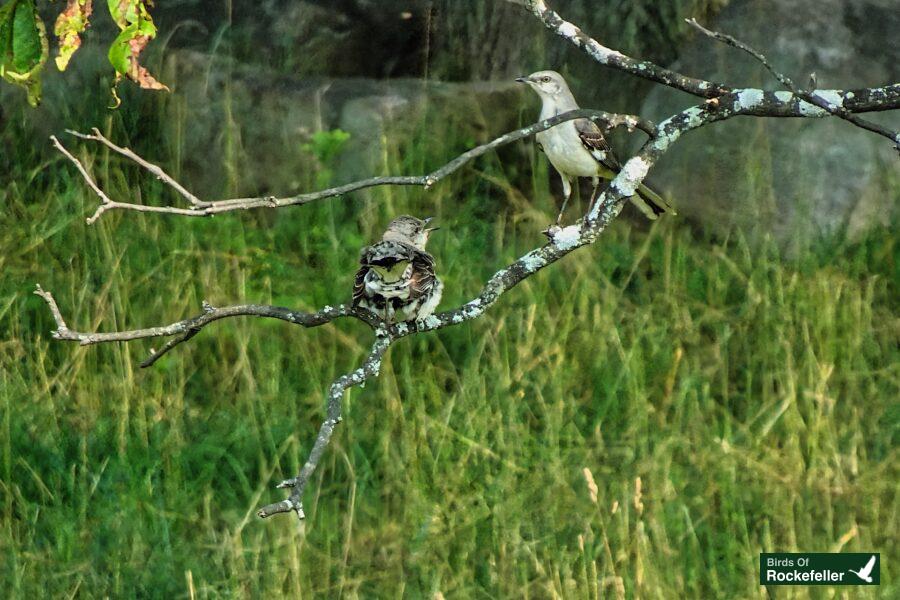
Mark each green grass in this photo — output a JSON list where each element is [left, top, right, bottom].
[[1, 89, 898, 598]]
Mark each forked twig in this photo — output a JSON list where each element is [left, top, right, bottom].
[[67, 128, 208, 206], [686, 18, 900, 150], [54, 110, 655, 223]]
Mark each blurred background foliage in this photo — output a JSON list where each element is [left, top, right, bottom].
[[1, 0, 897, 597]]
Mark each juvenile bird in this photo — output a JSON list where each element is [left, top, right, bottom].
[[517, 70, 674, 224], [352, 216, 443, 324]]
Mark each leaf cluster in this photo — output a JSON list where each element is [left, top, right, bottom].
[[0, 0, 167, 106]]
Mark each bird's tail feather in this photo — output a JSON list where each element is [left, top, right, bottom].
[[631, 183, 675, 220]]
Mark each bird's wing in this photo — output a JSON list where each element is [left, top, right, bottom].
[[366, 240, 412, 263], [861, 555, 876, 577], [408, 250, 437, 300], [575, 118, 622, 173], [352, 246, 374, 307], [351, 268, 369, 307]]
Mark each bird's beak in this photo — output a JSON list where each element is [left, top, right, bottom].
[[423, 217, 440, 232], [515, 76, 530, 84]]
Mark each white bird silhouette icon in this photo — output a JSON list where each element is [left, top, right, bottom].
[[848, 555, 877, 583]]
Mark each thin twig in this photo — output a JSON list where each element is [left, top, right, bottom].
[[517, 0, 731, 98], [686, 18, 900, 149], [56, 109, 654, 222], [51, 134, 209, 224], [140, 328, 202, 368], [257, 335, 393, 519], [66, 128, 209, 206], [58, 82, 899, 225], [49, 136, 114, 225], [34, 285, 373, 364], [34, 285, 70, 331]]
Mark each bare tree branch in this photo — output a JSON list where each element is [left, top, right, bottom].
[[66, 128, 208, 206], [257, 335, 393, 519], [50, 133, 209, 224], [685, 18, 900, 150], [511, 1, 900, 118], [140, 327, 202, 368], [33, 284, 374, 364], [515, 0, 731, 97], [56, 79, 897, 227], [50, 136, 114, 219], [54, 110, 654, 223]]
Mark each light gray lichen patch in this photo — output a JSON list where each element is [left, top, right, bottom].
[[552, 225, 581, 251], [369, 359, 382, 376], [558, 21, 578, 38], [422, 315, 441, 329], [587, 44, 625, 63], [682, 106, 703, 129], [735, 88, 764, 110], [774, 91, 793, 103], [815, 89, 844, 109], [521, 253, 548, 272], [612, 157, 650, 196], [650, 116, 685, 151], [456, 299, 486, 322], [798, 100, 826, 117], [395, 322, 409, 335]]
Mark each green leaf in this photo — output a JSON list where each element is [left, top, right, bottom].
[[0, 0, 48, 106], [105, 0, 167, 93], [0, 2, 15, 62], [11, 0, 40, 71], [107, 21, 135, 74], [136, 16, 154, 37]]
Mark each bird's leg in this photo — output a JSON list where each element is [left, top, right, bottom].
[[586, 176, 601, 215], [556, 176, 573, 225]]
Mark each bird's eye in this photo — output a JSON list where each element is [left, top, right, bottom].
[[542, 76, 551, 83]]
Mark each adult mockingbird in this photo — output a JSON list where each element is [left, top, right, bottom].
[[352, 216, 443, 323], [517, 70, 673, 223]]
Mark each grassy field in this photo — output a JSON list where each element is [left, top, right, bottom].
[[1, 90, 898, 598]]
